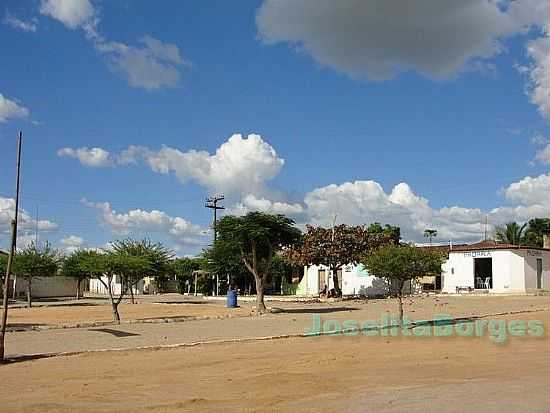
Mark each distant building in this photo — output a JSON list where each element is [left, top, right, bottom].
[[442, 239, 550, 294], [297, 264, 410, 297]]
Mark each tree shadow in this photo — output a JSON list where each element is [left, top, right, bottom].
[[89, 328, 141, 337], [272, 307, 359, 314]]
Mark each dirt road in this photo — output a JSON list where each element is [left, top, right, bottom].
[[1, 310, 549, 413]]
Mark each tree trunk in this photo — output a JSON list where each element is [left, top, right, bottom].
[[111, 300, 121, 324], [26, 278, 32, 308], [76, 279, 81, 300], [332, 268, 342, 297], [129, 284, 135, 304], [397, 279, 405, 327], [254, 275, 267, 314]]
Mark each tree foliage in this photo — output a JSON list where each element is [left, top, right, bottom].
[[284, 223, 398, 296], [213, 212, 301, 312], [12, 242, 59, 307], [523, 218, 550, 247], [362, 244, 445, 325], [494, 222, 527, 246], [171, 257, 204, 294]]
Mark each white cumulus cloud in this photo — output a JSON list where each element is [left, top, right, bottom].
[[39, 0, 95, 29], [0, 93, 29, 123], [57, 147, 113, 167], [82, 199, 209, 248]]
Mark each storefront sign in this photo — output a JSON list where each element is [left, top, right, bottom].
[[463, 251, 491, 258]]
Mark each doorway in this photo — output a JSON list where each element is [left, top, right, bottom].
[[474, 258, 492, 289], [537, 259, 543, 289]]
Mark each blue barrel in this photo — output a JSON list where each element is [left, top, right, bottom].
[[227, 289, 238, 308]]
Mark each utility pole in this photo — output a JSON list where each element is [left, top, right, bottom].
[[205, 195, 224, 242], [1, 131, 22, 362]]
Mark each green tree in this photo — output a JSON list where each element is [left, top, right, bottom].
[[112, 239, 173, 301], [362, 244, 445, 326], [523, 218, 550, 247], [423, 229, 438, 245], [12, 241, 59, 308], [172, 257, 203, 294], [61, 250, 90, 299], [494, 222, 527, 245], [78, 250, 134, 324], [285, 224, 397, 297], [214, 212, 301, 313]]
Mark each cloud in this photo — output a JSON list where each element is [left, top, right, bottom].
[[3, 13, 38, 32], [116, 133, 284, 196], [82, 199, 209, 248], [57, 147, 113, 167], [60, 235, 85, 253], [228, 194, 304, 217], [256, 0, 531, 80], [95, 36, 188, 90], [534, 144, 550, 164], [0, 93, 29, 123], [0, 197, 58, 240], [502, 173, 550, 206], [302, 180, 514, 242], [39, 0, 188, 90], [525, 28, 550, 120], [39, 0, 95, 29]]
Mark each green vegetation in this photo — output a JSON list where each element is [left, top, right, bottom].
[[362, 244, 445, 326]]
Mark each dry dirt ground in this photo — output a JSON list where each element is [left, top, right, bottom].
[[1, 299, 550, 412], [7, 300, 253, 328]]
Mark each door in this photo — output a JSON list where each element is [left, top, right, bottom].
[[537, 259, 543, 289], [318, 269, 326, 293]]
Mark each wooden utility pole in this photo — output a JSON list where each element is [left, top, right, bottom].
[[205, 195, 224, 242], [0, 132, 22, 362]]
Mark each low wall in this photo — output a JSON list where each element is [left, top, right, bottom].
[[14, 276, 80, 298]]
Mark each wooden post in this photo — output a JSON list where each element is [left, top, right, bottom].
[[0, 132, 22, 362]]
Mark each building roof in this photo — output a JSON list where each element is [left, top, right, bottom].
[[0, 249, 8, 256], [450, 240, 550, 253]]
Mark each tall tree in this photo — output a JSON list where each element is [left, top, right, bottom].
[[12, 241, 59, 308], [285, 224, 397, 297], [214, 212, 301, 313], [13, 242, 60, 307], [171, 257, 203, 294], [423, 229, 438, 245], [111, 239, 173, 302], [362, 244, 445, 326], [61, 250, 89, 299], [78, 251, 132, 324], [494, 222, 527, 245], [523, 218, 550, 247]]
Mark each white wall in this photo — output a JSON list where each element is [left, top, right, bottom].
[[89, 276, 144, 295], [14, 276, 81, 298], [442, 248, 550, 294], [298, 264, 391, 297]]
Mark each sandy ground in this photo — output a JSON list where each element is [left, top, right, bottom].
[[7, 300, 253, 328], [7, 294, 550, 329], [1, 310, 549, 413]]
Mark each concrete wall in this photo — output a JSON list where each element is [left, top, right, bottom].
[[14, 276, 81, 298], [89, 276, 144, 295], [522, 249, 550, 292], [298, 264, 392, 297]]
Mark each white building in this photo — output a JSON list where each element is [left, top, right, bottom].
[[442, 241, 550, 294], [297, 264, 396, 297], [89, 276, 145, 295]]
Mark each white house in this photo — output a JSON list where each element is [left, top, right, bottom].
[[89, 275, 145, 295], [442, 241, 550, 294], [297, 264, 396, 297]]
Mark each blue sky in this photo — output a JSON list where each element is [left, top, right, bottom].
[[2, 0, 550, 255]]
